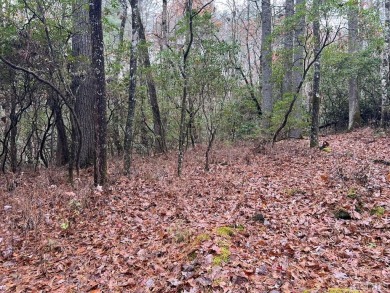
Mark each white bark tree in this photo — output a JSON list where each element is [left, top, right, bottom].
[[348, 0, 361, 130], [261, 0, 273, 129]]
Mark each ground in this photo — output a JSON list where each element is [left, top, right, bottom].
[[0, 128, 389, 292]]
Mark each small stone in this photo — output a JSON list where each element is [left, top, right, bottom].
[[252, 213, 265, 223]]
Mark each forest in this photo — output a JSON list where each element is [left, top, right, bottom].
[[0, 0, 389, 292]]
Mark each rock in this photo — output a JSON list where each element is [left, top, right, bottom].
[[334, 209, 352, 220], [252, 213, 265, 223]]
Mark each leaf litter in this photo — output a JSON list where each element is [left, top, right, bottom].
[[0, 128, 389, 292]]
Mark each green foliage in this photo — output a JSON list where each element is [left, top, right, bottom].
[[212, 245, 230, 266], [216, 226, 235, 238], [270, 93, 309, 137], [60, 219, 70, 230], [370, 206, 385, 217], [347, 188, 358, 199], [195, 233, 211, 243]]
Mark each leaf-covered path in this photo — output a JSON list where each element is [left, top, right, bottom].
[[1, 128, 389, 292]]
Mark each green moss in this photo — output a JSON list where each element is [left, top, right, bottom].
[[286, 188, 300, 196], [303, 288, 361, 293], [195, 233, 211, 243], [216, 226, 235, 238], [328, 289, 361, 293], [234, 224, 245, 231], [188, 250, 197, 261], [370, 206, 385, 217], [322, 147, 332, 153], [212, 246, 230, 266], [347, 188, 358, 199]]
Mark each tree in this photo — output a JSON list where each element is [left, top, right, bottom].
[[177, 0, 194, 177], [283, 0, 294, 98], [136, 7, 167, 153], [89, 0, 107, 185], [71, 0, 95, 168], [348, 0, 361, 130], [381, 0, 390, 128], [310, 0, 321, 147], [261, 0, 273, 130], [124, 0, 140, 175], [291, 0, 306, 139]]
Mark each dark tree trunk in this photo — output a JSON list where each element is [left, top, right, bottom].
[[49, 95, 69, 165], [162, 0, 168, 48], [136, 9, 167, 153], [9, 97, 17, 173], [71, 0, 95, 168], [310, 0, 321, 148], [90, 0, 107, 185], [123, 0, 139, 175], [177, 0, 193, 177]]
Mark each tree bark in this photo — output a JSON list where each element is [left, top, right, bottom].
[[123, 0, 139, 175], [348, 0, 361, 131], [111, 0, 128, 156], [9, 94, 17, 173], [50, 96, 69, 165], [310, 0, 321, 148], [381, 0, 390, 128], [162, 0, 168, 48], [136, 9, 167, 153], [89, 0, 107, 185], [261, 0, 273, 129], [290, 0, 306, 139], [71, 0, 95, 168], [177, 0, 194, 177], [283, 0, 294, 96]]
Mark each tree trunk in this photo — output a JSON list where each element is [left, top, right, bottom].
[[177, 0, 193, 177], [283, 0, 294, 97], [9, 96, 17, 173], [348, 0, 361, 131], [136, 9, 167, 153], [123, 0, 139, 175], [310, 0, 321, 148], [290, 0, 306, 139], [381, 0, 390, 128], [261, 0, 273, 129], [50, 96, 69, 165], [90, 0, 107, 186], [111, 0, 128, 156], [162, 0, 168, 48], [71, 0, 95, 168]]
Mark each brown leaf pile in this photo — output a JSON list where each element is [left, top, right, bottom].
[[0, 128, 389, 292]]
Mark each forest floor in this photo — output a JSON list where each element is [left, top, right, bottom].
[[0, 128, 389, 293]]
